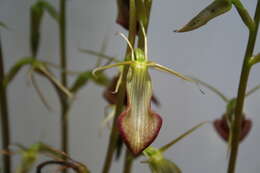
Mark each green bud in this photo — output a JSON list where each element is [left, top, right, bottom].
[[175, 0, 232, 32], [15, 144, 40, 173], [144, 147, 181, 173]]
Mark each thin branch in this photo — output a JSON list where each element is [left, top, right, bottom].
[[0, 34, 11, 173]]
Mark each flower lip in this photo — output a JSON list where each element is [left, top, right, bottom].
[[116, 65, 162, 156], [117, 108, 162, 156]]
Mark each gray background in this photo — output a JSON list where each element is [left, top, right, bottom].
[[0, 0, 260, 172]]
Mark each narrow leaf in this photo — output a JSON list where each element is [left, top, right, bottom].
[[3, 57, 34, 87], [70, 71, 92, 93], [39, 1, 59, 22], [175, 0, 232, 32], [30, 3, 44, 56]]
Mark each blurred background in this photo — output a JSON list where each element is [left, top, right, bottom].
[[0, 0, 260, 172]]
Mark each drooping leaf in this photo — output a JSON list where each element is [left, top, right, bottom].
[[32, 61, 73, 99], [70, 71, 110, 93], [70, 71, 92, 93], [38, 0, 59, 22], [30, 0, 59, 56], [3, 57, 35, 87]]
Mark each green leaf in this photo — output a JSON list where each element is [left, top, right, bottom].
[[38, 0, 59, 22], [30, 0, 59, 56], [3, 57, 35, 87], [70, 71, 110, 93], [70, 71, 92, 93], [175, 0, 232, 32], [30, 3, 44, 57], [32, 62, 73, 99], [0, 22, 8, 30]]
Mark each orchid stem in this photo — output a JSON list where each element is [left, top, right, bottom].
[[123, 150, 134, 173], [0, 35, 11, 173], [59, 0, 69, 173], [227, 1, 260, 172], [101, 0, 137, 172]]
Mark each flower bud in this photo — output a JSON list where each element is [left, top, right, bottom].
[[213, 114, 252, 142], [143, 147, 181, 173]]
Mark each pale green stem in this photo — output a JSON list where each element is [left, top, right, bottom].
[[227, 1, 260, 172], [59, 0, 69, 173], [232, 0, 255, 31], [123, 150, 134, 173]]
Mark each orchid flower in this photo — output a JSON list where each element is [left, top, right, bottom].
[[93, 26, 194, 155]]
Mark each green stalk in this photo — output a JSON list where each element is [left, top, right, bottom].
[[59, 0, 69, 172], [121, 0, 153, 172], [123, 150, 134, 173], [101, 0, 137, 172], [0, 35, 11, 173], [227, 1, 260, 172]]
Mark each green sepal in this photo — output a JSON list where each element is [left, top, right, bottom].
[[175, 0, 232, 32]]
